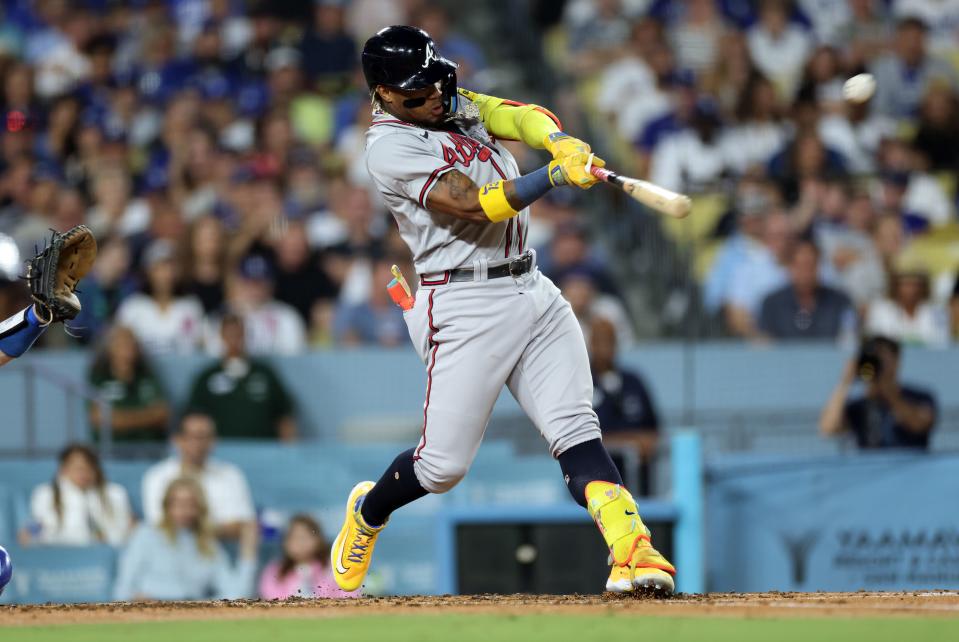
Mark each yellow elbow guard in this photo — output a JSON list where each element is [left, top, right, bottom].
[[478, 180, 518, 222]]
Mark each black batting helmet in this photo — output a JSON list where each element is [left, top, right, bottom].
[[361, 26, 459, 114]]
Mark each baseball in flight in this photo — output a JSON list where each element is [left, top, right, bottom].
[[842, 73, 876, 104]]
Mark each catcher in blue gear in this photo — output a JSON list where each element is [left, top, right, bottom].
[[0, 225, 97, 367]]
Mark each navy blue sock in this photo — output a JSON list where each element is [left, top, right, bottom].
[[360, 448, 428, 527], [558, 438, 623, 508]]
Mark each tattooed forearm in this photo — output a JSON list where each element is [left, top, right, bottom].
[[427, 170, 488, 222], [440, 170, 475, 203]]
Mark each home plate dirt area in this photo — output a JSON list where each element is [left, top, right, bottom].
[[3, 591, 959, 626]]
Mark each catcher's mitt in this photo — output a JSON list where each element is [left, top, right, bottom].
[[26, 225, 98, 323]]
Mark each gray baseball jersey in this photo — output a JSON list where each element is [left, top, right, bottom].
[[365, 108, 529, 274], [364, 103, 601, 494]]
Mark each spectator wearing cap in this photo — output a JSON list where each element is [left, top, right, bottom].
[[187, 314, 296, 441], [216, 253, 306, 356], [870, 16, 959, 120], [332, 258, 408, 347], [116, 239, 205, 354], [865, 267, 950, 347], [539, 221, 620, 300], [187, 313, 297, 441], [649, 99, 728, 192], [141, 413, 256, 539], [590, 317, 660, 496], [746, 0, 813, 99], [299, 0, 357, 91], [635, 70, 699, 164], [758, 239, 857, 341], [561, 268, 636, 349]]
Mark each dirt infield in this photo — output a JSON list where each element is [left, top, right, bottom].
[[3, 591, 959, 626]]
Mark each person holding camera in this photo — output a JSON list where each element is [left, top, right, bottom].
[[819, 336, 937, 449]]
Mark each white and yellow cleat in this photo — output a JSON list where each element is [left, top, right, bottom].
[[330, 481, 385, 592], [586, 481, 676, 595]]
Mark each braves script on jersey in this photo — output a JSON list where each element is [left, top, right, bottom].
[[365, 104, 528, 273]]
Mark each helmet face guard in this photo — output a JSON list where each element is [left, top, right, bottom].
[[362, 26, 460, 115]]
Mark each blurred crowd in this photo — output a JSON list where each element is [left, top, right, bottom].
[[0, 0, 489, 358], [0, 0, 956, 360], [19, 439, 355, 600], [547, 0, 959, 346]]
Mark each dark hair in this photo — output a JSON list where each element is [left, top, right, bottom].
[[176, 411, 215, 436], [862, 335, 901, 358], [90, 324, 150, 381], [277, 513, 330, 579], [52, 444, 111, 526], [788, 236, 820, 263], [897, 16, 928, 32]]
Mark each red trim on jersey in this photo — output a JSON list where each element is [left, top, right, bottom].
[[371, 119, 416, 127], [418, 163, 455, 209], [420, 271, 450, 286], [414, 290, 439, 461], [486, 155, 516, 256]]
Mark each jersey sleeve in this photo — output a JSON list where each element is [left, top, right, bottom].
[[366, 133, 457, 209]]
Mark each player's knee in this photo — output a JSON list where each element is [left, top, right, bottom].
[[416, 458, 469, 494]]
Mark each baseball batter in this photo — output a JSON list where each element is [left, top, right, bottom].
[[331, 26, 675, 595]]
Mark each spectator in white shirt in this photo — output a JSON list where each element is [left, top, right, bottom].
[[747, 0, 813, 99], [865, 269, 950, 347], [213, 254, 306, 356], [650, 101, 728, 192], [721, 74, 789, 175], [142, 413, 256, 540], [116, 239, 205, 355], [20, 444, 133, 546]]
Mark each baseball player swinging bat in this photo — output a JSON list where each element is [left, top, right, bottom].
[[589, 165, 692, 219], [331, 25, 676, 599]]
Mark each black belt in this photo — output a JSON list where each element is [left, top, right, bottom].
[[420, 252, 533, 285]]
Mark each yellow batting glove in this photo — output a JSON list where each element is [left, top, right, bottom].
[[548, 152, 606, 189], [543, 132, 591, 160]]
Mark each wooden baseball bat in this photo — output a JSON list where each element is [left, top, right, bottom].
[[590, 166, 692, 219]]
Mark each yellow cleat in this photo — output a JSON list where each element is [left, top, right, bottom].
[[330, 481, 385, 592], [587, 481, 676, 595]]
